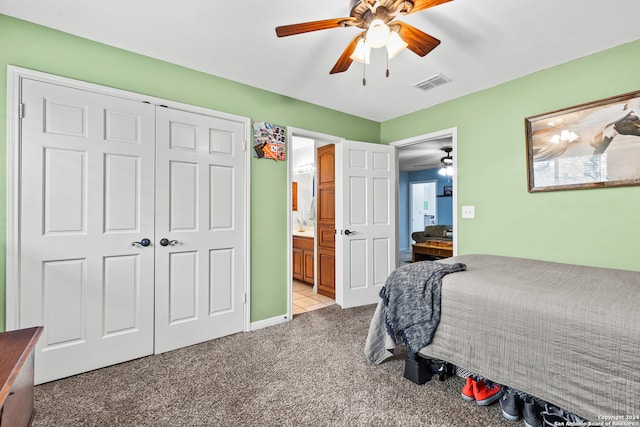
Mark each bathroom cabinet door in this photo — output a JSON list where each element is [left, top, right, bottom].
[[293, 236, 314, 284], [303, 251, 314, 284], [292, 248, 304, 281]]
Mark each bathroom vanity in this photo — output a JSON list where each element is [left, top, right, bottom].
[[292, 234, 314, 285]]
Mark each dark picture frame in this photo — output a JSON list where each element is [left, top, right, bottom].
[[525, 90, 640, 192], [443, 185, 453, 196]]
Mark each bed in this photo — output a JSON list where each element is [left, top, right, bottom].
[[366, 254, 640, 421]]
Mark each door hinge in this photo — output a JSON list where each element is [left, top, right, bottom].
[[18, 103, 24, 119], [243, 292, 247, 304]]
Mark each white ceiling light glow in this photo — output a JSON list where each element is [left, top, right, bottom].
[[350, 37, 371, 64], [355, 19, 408, 86], [366, 19, 390, 48], [387, 31, 408, 59]]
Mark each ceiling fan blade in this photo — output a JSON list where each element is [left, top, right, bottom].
[[407, 0, 453, 14], [393, 21, 441, 57], [275, 17, 353, 37], [329, 33, 364, 74]]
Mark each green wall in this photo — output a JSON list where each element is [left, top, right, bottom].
[[0, 15, 380, 331], [382, 40, 640, 271], [2, 14, 639, 332]]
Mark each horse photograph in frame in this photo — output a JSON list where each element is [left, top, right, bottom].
[[525, 90, 640, 192]]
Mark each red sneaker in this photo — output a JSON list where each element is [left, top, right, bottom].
[[473, 380, 503, 406], [461, 376, 475, 401]]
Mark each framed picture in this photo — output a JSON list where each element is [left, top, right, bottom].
[[443, 185, 453, 196], [525, 90, 640, 192], [253, 121, 286, 161]]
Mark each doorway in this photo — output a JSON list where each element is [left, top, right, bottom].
[[288, 130, 342, 318], [6, 67, 250, 383], [392, 128, 458, 265], [410, 181, 438, 240], [288, 131, 397, 311]]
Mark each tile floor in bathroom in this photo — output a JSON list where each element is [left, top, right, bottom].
[[292, 279, 335, 315]]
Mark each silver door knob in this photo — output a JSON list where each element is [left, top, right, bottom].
[[159, 238, 179, 246]]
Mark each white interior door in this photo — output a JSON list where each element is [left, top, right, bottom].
[[19, 78, 156, 384], [335, 141, 396, 308], [154, 107, 246, 353], [13, 72, 248, 383]]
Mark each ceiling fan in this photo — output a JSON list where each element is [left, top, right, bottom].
[[275, 0, 452, 77], [438, 147, 454, 176]]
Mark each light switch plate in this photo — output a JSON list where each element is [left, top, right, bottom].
[[461, 206, 475, 219]]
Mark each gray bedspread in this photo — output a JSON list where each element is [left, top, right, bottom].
[[367, 254, 640, 421]]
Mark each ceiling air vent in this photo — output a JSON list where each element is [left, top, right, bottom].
[[412, 74, 451, 91]]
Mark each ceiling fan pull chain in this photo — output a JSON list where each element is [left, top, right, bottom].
[[362, 59, 367, 86], [386, 53, 390, 78]]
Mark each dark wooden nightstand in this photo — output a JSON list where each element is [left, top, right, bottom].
[[0, 327, 43, 427]]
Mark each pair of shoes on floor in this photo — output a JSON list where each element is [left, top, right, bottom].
[[540, 404, 586, 427], [499, 387, 542, 427], [461, 376, 503, 406]]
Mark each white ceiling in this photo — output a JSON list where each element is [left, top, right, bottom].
[[2, 0, 639, 122], [397, 137, 452, 171]]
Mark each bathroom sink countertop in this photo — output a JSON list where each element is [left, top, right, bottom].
[[292, 230, 314, 238]]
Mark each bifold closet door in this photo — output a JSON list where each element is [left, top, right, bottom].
[[19, 78, 156, 384], [154, 107, 246, 354]]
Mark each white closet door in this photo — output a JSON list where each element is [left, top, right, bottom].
[[154, 107, 246, 353], [19, 79, 156, 384]]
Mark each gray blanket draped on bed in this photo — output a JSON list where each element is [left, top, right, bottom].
[[366, 261, 466, 362]]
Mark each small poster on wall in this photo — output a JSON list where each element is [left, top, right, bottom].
[[253, 121, 286, 161]]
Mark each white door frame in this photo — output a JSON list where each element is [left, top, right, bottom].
[[5, 65, 252, 332], [286, 127, 343, 320], [391, 127, 459, 261]]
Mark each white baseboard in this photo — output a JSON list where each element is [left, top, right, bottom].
[[250, 314, 289, 331]]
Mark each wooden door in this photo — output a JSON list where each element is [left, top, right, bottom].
[[316, 144, 335, 298]]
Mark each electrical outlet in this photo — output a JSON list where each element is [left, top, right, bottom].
[[461, 206, 475, 219]]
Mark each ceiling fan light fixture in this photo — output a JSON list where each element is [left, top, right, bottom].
[[276, 0, 449, 77], [387, 31, 408, 59], [366, 19, 390, 48], [350, 37, 371, 63], [439, 147, 454, 175], [438, 165, 453, 176]]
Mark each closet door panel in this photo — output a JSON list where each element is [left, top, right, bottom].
[[19, 78, 155, 384]]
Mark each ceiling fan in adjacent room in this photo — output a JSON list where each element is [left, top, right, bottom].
[[438, 147, 454, 176], [275, 0, 452, 84]]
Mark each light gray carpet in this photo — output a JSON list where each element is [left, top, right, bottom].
[[34, 305, 514, 426]]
